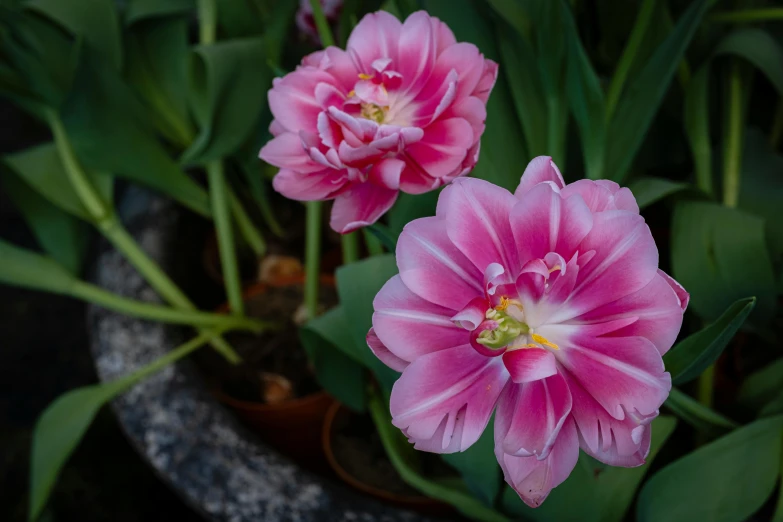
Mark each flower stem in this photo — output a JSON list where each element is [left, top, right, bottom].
[[309, 0, 335, 47], [304, 201, 322, 319], [227, 185, 266, 257], [341, 231, 359, 264], [363, 228, 384, 256], [197, 0, 217, 45], [710, 8, 783, 24], [722, 60, 744, 209], [697, 364, 715, 409], [605, 0, 655, 123], [70, 280, 266, 332], [207, 160, 245, 315]]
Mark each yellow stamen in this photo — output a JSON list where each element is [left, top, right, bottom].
[[347, 90, 355, 98], [358, 73, 373, 80], [549, 265, 562, 273], [531, 333, 559, 350], [495, 296, 511, 311]]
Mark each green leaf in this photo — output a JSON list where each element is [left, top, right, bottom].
[[124, 0, 193, 25], [664, 387, 738, 437], [29, 385, 113, 522], [60, 47, 211, 217], [637, 415, 783, 522], [387, 190, 440, 237], [4, 142, 113, 221], [442, 422, 500, 508], [737, 358, 783, 414], [605, 0, 709, 183], [26, 0, 122, 69], [300, 306, 367, 411], [335, 255, 400, 389], [665, 297, 756, 385], [366, 223, 398, 253], [423, 0, 528, 191], [1, 171, 90, 274], [714, 29, 783, 97], [368, 389, 510, 522], [628, 177, 688, 209], [124, 13, 195, 147], [563, 0, 606, 180], [486, 0, 532, 41], [183, 38, 270, 164], [215, 0, 265, 38], [671, 201, 776, 324], [0, 238, 76, 295], [684, 66, 712, 196], [502, 416, 678, 522]]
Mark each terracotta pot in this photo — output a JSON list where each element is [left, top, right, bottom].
[[214, 280, 336, 471], [322, 402, 451, 515]]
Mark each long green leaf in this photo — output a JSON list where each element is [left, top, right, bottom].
[[606, 0, 709, 183], [628, 177, 688, 209], [665, 297, 756, 385], [1, 171, 90, 274], [0, 238, 76, 294], [665, 387, 738, 436], [486, 0, 532, 41], [124, 0, 194, 25], [26, 0, 122, 69], [637, 415, 783, 522], [737, 358, 783, 414]]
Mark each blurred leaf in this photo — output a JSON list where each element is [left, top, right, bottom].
[[715, 29, 783, 96], [124, 0, 194, 25], [335, 255, 400, 390], [760, 391, 783, 418], [684, 66, 712, 196], [26, 0, 122, 69], [563, 0, 605, 179], [486, 0, 531, 41], [665, 297, 756, 385], [183, 38, 270, 164], [216, 0, 265, 38], [4, 142, 113, 221], [366, 223, 398, 253], [628, 177, 688, 209], [665, 387, 738, 437], [388, 190, 440, 237], [61, 47, 211, 217], [368, 389, 510, 522], [125, 12, 195, 147], [300, 306, 367, 411], [260, 0, 297, 67], [423, 0, 528, 191], [442, 422, 500, 508], [503, 416, 678, 522], [236, 161, 284, 237], [1, 171, 90, 274], [637, 415, 783, 522], [737, 358, 783, 414], [0, 238, 76, 295], [671, 201, 776, 324], [605, 0, 709, 183]]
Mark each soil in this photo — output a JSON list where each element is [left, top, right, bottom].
[[196, 281, 337, 403]]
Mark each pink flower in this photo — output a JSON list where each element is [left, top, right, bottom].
[[259, 10, 497, 233], [367, 157, 689, 507], [296, 0, 342, 44]]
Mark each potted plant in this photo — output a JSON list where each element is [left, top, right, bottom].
[[2, 0, 783, 521]]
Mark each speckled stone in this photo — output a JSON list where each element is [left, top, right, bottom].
[[87, 188, 434, 522]]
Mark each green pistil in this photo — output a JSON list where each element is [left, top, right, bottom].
[[477, 309, 529, 350]]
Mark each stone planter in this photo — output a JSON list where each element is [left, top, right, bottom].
[[87, 188, 432, 522]]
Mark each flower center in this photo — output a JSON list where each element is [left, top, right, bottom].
[[476, 297, 559, 352]]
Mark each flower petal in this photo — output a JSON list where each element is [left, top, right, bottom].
[[329, 182, 398, 233], [346, 11, 401, 72], [272, 168, 345, 201], [405, 117, 474, 178], [495, 371, 572, 458], [437, 177, 520, 274], [390, 344, 508, 453], [658, 269, 689, 311], [497, 416, 579, 508], [514, 156, 566, 197], [367, 327, 408, 372], [503, 348, 558, 384], [372, 275, 467, 362], [268, 67, 336, 133], [397, 11, 437, 98], [397, 217, 484, 309], [259, 132, 324, 173]]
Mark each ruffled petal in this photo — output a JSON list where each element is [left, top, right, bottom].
[[390, 345, 508, 453], [396, 11, 437, 98], [405, 118, 474, 178], [272, 168, 346, 201], [259, 132, 324, 173], [329, 182, 398, 233], [502, 348, 558, 384], [372, 275, 466, 362], [346, 11, 401, 72], [268, 67, 336, 133], [514, 156, 566, 197]]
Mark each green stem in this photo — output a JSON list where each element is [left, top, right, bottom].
[[722, 60, 744, 209], [304, 201, 322, 319], [227, 185, 266, 257], [48, 111, 108, 221], [770, 99, 783, 150], [605, 0, 656, 122], [197, 0, 217, 45], [697, 364, 715, 409], [69, 280, 265, 332], [363, 228, 384, 256], [309, 0, 335, 47], [341, 231, 359, 264], [710, 8, 783, 23], [546, 97, 566, 169], [207, 160, 244, 315]]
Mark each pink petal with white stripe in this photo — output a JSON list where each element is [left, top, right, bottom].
[[329, 182, 398, 233], [367, 327, 408, 372]]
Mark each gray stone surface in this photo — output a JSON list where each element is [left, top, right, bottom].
[[87, 189, 434, 522]]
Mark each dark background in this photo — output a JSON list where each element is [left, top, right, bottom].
[[0, 101, 202, 522]]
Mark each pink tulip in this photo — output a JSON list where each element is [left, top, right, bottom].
[[368, 157, 689, 507], [296, 0, 342, 44], [259, 10, 497, 233]]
